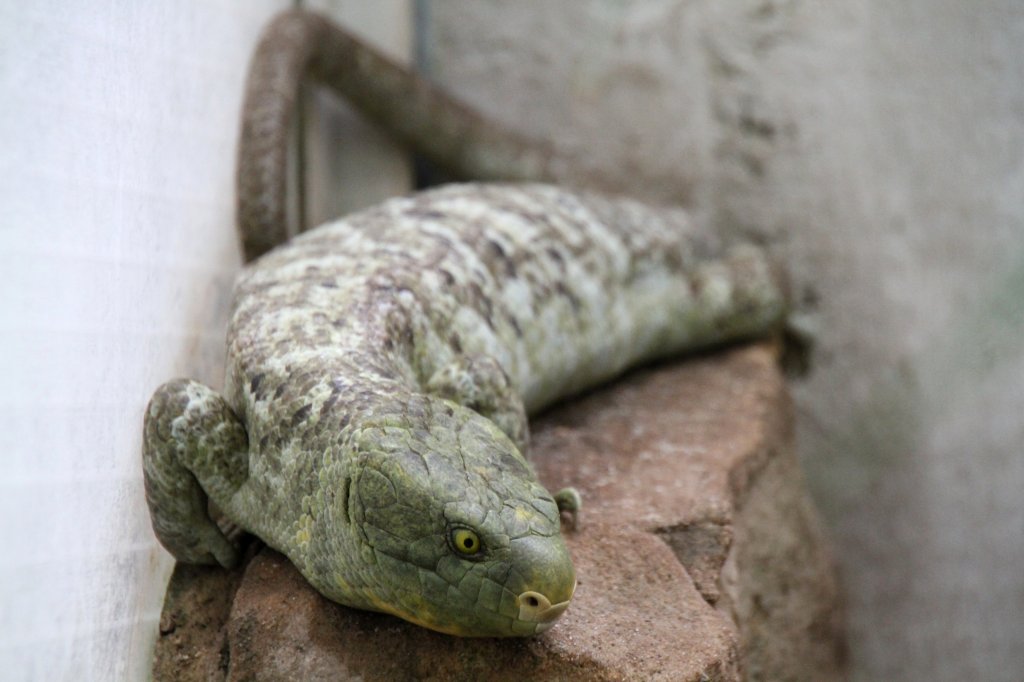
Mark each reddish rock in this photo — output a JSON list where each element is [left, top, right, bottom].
[[151, 563, 244, 682], [153, 343, 846, 680]]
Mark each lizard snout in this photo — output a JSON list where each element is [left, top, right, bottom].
[[509, 534, 576, 632]]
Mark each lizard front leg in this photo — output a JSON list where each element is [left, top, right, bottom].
[[142, 379, 249, 568]]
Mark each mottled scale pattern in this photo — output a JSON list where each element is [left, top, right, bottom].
[[142, 183, 785, 637]]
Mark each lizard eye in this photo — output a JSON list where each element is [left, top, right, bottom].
[[451, 527, 482, 556]]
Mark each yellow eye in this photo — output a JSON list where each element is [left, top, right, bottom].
[[451, 528, 481, 555]]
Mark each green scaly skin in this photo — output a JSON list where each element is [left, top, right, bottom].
[[143, 183, 786, 636]]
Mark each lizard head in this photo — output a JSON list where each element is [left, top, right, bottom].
[[344, 398, 576, 637]]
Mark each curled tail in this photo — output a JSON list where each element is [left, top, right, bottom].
[[142, 379, 249, 567], [237, 9, 617, 262]]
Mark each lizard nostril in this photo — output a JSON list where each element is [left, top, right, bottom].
[[518, 590, 571, 624]]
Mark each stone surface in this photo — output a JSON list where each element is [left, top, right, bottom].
[[153, 343, 845, 680], [152, 563, 245, 682]]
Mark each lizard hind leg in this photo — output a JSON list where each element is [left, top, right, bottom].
[[142, 379, 249, 568]]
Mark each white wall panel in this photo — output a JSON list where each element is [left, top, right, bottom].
[[0, 2, 285, 679], [0, 1, 414, 677], [0, 2, 413, 677]]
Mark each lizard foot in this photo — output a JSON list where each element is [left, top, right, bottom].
[[554, 487, 582, 531], [143, 379, 249, 568]]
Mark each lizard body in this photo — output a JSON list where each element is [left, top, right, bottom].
[[143, 11, 787, 638]]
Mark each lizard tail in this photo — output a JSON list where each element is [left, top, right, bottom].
[[236, 8, 616, 262]]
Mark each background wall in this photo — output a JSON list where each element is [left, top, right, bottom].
[[423, 1, 1024, 680], [0, 1, 409, 679]]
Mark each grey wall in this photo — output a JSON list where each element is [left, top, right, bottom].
[[424, 1, 1024, 679]]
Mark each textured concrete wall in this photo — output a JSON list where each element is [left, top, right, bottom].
[[424, 2, 1024, 679]]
